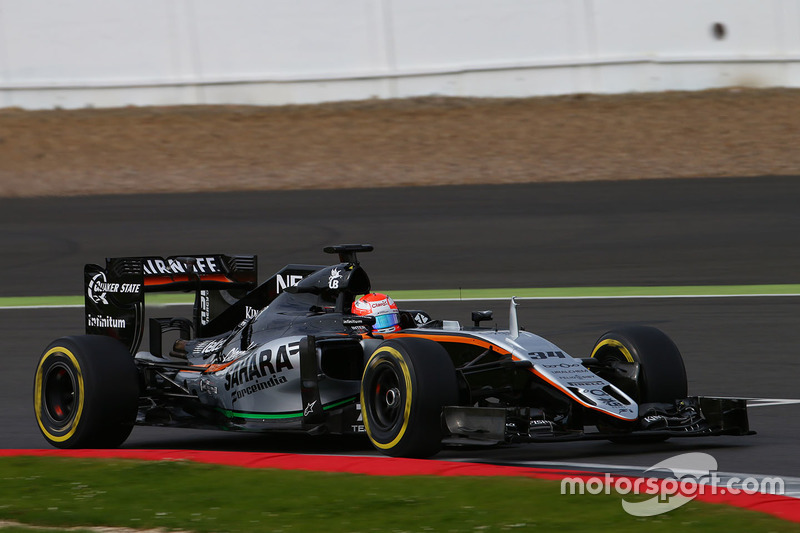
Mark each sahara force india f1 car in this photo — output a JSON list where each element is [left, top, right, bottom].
[[34, 245, 752, 457]]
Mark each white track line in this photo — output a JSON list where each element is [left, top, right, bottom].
[[716, 397, 800, 408], [396, 293, 800, 302], [0, 303, 189, 310], [2, 292, 800, 310]]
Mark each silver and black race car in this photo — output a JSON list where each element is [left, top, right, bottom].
[[34, 245, 751, 457]]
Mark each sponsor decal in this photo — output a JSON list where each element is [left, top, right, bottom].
[[549, 371, 583, 378], [87, 314, 126, 328], [199, 378, 218, 394], [413, 313, 429, 326], [304, 400, 318, 417], [586, 390, 624, 408], [351, 402, 365, 433], [276, 274, 305, 292], [328, 268, 343, 289], [540, 362, 582, 369], [537, 363, 634, 416], [538, 364, 598, 379], [87, 271, 141, 305], [231, 375, 288, 402], [142, 257, 221, 276], [221, 346, 251, 363], [529, 351, 567, 360], [245, 306, 260, 320], [194, 337, 228, 356], [200, 290, 210, 325], [342, 316, 374, 330], [225, 342, 300, 390], [566, 380, 607, 387]]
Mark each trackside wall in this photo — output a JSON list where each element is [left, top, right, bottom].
[[2, 0, 799, 109]]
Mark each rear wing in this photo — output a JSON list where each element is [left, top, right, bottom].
[[84, 255, 323, 354]]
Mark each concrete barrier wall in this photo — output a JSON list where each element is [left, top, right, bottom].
[[1, 0, 799, 109]]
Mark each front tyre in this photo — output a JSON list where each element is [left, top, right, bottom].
[[591, 326, 687, 443], [361, 338, 458, 458], [33, 335, 139, 448], [591, 325, 687, 403]]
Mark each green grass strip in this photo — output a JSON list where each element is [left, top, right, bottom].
[[2, 284, 800, 308], [0, 293, 195, 308], [0, 457, 795, 533], [385, 284, 800, 300], [0, 295, 85, 307]]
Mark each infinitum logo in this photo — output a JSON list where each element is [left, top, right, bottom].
[[560, 452, 785, 517], [86, 315, 127, 329]]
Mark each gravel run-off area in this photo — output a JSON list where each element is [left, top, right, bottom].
[[0, 88, 798, 197]]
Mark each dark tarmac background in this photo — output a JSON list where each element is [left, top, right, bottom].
[[2, 176, 800, 477]]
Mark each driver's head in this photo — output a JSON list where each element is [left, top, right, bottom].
[[351, 293, 401, 333]]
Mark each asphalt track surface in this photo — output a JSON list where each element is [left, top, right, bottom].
[[3, 176, 800, 481]]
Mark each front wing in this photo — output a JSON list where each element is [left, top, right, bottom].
[[443, 396, 752, 443]]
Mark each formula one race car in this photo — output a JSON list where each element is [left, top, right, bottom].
[[33, 245, 751, 457]]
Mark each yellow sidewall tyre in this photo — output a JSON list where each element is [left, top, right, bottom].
[[33, 335, 139, 449], [361, 338, 458, 458], [590, 325, 687, 444], [591, 325, 687, 403]]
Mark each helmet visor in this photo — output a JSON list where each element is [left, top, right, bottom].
[[373, 311, 400, 331]]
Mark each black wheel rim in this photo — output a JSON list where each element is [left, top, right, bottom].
[[43, 362, 77, 424], [594, 349, 639, 402], [368, 362, 404, 432]]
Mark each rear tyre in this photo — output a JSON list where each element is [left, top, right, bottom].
[[33, 335, 139, 448], [361, 338, 458, 458], [591, 326, 687, 443]]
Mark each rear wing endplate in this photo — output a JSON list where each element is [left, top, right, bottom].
[[85, 255, 324, 354], [85, 255, 258, 354]]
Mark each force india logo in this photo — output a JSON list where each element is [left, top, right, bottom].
[[87, 272, 140, 305]]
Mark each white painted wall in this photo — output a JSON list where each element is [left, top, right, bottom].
[[1, 0, 798, 109]]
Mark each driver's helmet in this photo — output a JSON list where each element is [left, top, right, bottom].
[[351, 293, 401, 333]]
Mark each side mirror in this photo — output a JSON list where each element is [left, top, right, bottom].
[[471, 310, 493, 327]]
